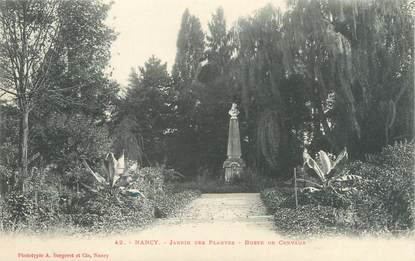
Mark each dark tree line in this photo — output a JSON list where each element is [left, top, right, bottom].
[[0, 0, 413, 186], [119, 1, 413, 179]]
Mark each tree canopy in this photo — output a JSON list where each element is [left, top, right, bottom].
[[1, 1, 413, 183], [0, 0, 117, 188]]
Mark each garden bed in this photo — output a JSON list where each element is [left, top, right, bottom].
[[0, 166, 201, 235], [260, 141, 414, 237]]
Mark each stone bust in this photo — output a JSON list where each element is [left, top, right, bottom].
[[229, 103, 239, 119]]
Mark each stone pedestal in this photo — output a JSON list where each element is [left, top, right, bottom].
[[223, 103, 245, 183]]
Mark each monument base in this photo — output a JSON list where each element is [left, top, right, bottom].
[[223, 158, 245, 183]]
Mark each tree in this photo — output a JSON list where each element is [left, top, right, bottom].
[[194, 7, 237, 175], [39, 0, 117, 119], [234, 5, 298, 176], [282, 0, 414, 157], [0, 0, 61, 189], [0, 0, 117, 187], [333, 0, 414, 154], [172, 8, 205, 88], [205, 7, 234, 74], [30, 0, 117, 170], [281, 0, 355, 155], [169, 9, 205, 176], [113, 56, 171, 165]]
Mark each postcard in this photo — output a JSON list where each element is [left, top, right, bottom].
[[0, 0, 414, 260]]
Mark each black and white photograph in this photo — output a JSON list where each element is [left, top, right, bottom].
[[0, 0, 414, 260]]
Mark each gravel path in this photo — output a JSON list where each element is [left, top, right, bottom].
[[1, 193, 413, 261], [159, 193, 275, 229]]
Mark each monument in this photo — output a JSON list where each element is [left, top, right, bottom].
[[223, 103, 245, 182]]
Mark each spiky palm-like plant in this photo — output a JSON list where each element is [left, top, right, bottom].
[[82, 152, 143, 198]]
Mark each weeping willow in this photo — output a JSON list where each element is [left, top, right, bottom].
[[282, 0, 361, 143], [281, 0, 413, 153], [233, 0, 413, 173]]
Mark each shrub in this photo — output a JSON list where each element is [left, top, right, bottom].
[[346, 141, 414, 231], [349, 188, 390, 232], [1, 190, 62, 232], [73, 190, 154, 232], [64, 166, 200, 233], [0, 165, 12, 197], [0, 164, 201, 234], [0, 167, 64, 233], [2, 192, 33, 231], [262, 142, 414, 236], [273, 204, 339, 236], [128, 167, 200, 218], [260, 188, 288, 213], [152, 190, 200, 218], [128, 167, 165, 199]]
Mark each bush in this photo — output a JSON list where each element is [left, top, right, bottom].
[[66, 166, 200, 233], [0, 165, 12, 197], [72, 190, 154, 232], [260, 188, 288, 213], [1, 190, 62, 232], [273, 204, 339, 236], [0, 167, 64, 233], [279, 189, 354, 210], [349, 188, 390, 232], [2, 192, 34, 231], [273, 203, 364, 236], [261, 142, 414, 236], [127, 167, 165, 200], [372, 142, 414, 230], [337, 141, 414, 232], [0, 165, 200, 234], [135, 167, 200, 218], [261, 187, 360, 236], [152, 190, 200, 218]]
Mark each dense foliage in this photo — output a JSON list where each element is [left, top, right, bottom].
[[261, 141, 414, 236], [0, 0, 201, 235], [0, 165, 200, 233], [0, 0, 117, 187], [352, 141, 414, 231], [110, 1, 413, 179]]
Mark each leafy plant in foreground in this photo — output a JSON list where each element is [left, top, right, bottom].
[[300, 148, 363, 206], [82, 153, 143, 198]]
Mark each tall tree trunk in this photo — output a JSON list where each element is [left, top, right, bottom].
[[18, 109, 29, 192]]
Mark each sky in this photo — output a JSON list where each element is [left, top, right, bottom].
[[107, 0, 286, 87]]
